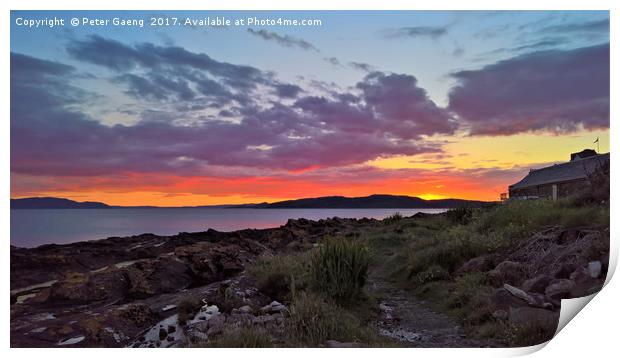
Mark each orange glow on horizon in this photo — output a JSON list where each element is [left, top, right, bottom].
[[11, 130, 609, 207]]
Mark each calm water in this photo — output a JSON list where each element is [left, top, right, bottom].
[[10, 208, 446, 248]]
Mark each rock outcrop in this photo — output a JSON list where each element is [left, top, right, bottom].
[[10, 216, 372, 347]]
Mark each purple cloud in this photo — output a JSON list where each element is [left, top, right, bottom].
[[448, 43, 609, 135], [12, 45, 456, 177], [358, 72, 457, 138]]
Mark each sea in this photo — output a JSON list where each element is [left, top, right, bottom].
[[10, 208, 447, 248]]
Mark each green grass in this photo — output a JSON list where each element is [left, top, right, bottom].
[[248, 252, 310, 301], [193, 326, 274, 348], [284, 292, 373, 346], [309, 237, 370, 302], [499, 321, 556, 347], [408, 199, 609, 279], [384, 212, 404, 223]]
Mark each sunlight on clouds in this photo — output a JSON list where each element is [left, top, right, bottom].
[[368, 129, 610, 171]]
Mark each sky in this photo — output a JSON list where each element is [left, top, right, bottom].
[[10, 10, 610, 205]]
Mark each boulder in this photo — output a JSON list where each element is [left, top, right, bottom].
[[124, 258, 192, 298], [487, 261, 525, 287], [158, 328, 168, 340], [456, 255, 497, 275], [503, 284, 553, 309], [489, 288, 528, 311], [552, 263, 578, 279], [521, 275, 553, 294], [175, 244, 245, 284], [545, 279, 575, 302], [260, 301, 286, 314], [234, 305, 253, 314], [570, 279, 604, 298], [188, 312, 226, 337], [48, 270, 129, 304]]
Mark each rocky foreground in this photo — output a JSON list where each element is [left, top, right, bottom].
[[10, 212, 610, 348], [10, 217, 375, 347]]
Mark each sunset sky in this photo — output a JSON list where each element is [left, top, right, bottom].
[[10, 10, 610, 206]]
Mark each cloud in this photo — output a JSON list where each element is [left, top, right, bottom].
[[67, 35, 270, 91], [539, 19, 609, 35], [273, 83, 303, 98], [348, 61, 374, 72], [380, 25, 449, 39], [452, 42, 465, 57], [324, 57, 341, 66], [246, 28, 319, 52], [357, 72, 457, 138], [12, 44, 457, 178], [448, 43, 609, 135], [12, 163, 531, 202]]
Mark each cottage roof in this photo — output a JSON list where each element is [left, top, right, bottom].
[[509, 153, 609, 190]]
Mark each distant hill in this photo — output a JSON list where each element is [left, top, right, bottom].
[[235, 194, 489, 209], [11, 197, 110, 209], [11, 194, 490, 209]]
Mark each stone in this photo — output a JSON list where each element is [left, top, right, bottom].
[[503, 284, 553, 309], [545, 279, 575, 302], [260, 300, 285, 313], [552, 263, 578, 279], [456, 255, 496, 275], [252, 315, 276, 325], [588, 261, 602, 279], [521, 275, 553, 294], [487, 261, 525, 286], [238, 305, 253, 314], [489, 288, 528, 311], [158, 328, 167, 341], [167, 325, 176, 334], [570, 279, 603, 298]]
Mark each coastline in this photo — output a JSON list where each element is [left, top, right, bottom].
[[10, 201, 610, 348]]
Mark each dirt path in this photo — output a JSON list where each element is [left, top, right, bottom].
[[371, 279, 494, 347], [367, 245, 496, 348]]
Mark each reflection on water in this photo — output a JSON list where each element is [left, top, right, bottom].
[[10, 208, 447, 248]]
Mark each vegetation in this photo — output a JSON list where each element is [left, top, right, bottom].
[[408, 198, 608, 280], [248, 253, 309, 301], [401, 193, 608, 344], [384, 212, 403, 223], [247, 236, 375, 346], [446, 207, 476, 225], [195, 327, 274, 348], [284, 292, 372, 346], [499, 321, 556, 347], [309, 237, 370, 302], [177, 296, 202, 326], [245, 184, 608, 347]]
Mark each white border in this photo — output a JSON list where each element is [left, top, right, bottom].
[[2, 1, 617, 357]]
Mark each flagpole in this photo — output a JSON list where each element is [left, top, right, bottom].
[[594, 137, 600, 154]]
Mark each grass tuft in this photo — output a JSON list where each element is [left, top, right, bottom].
[[284, 292, 369, 346], [309, 237, 370, 302]]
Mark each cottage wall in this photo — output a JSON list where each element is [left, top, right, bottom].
[[509, 178, 588, 199]]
